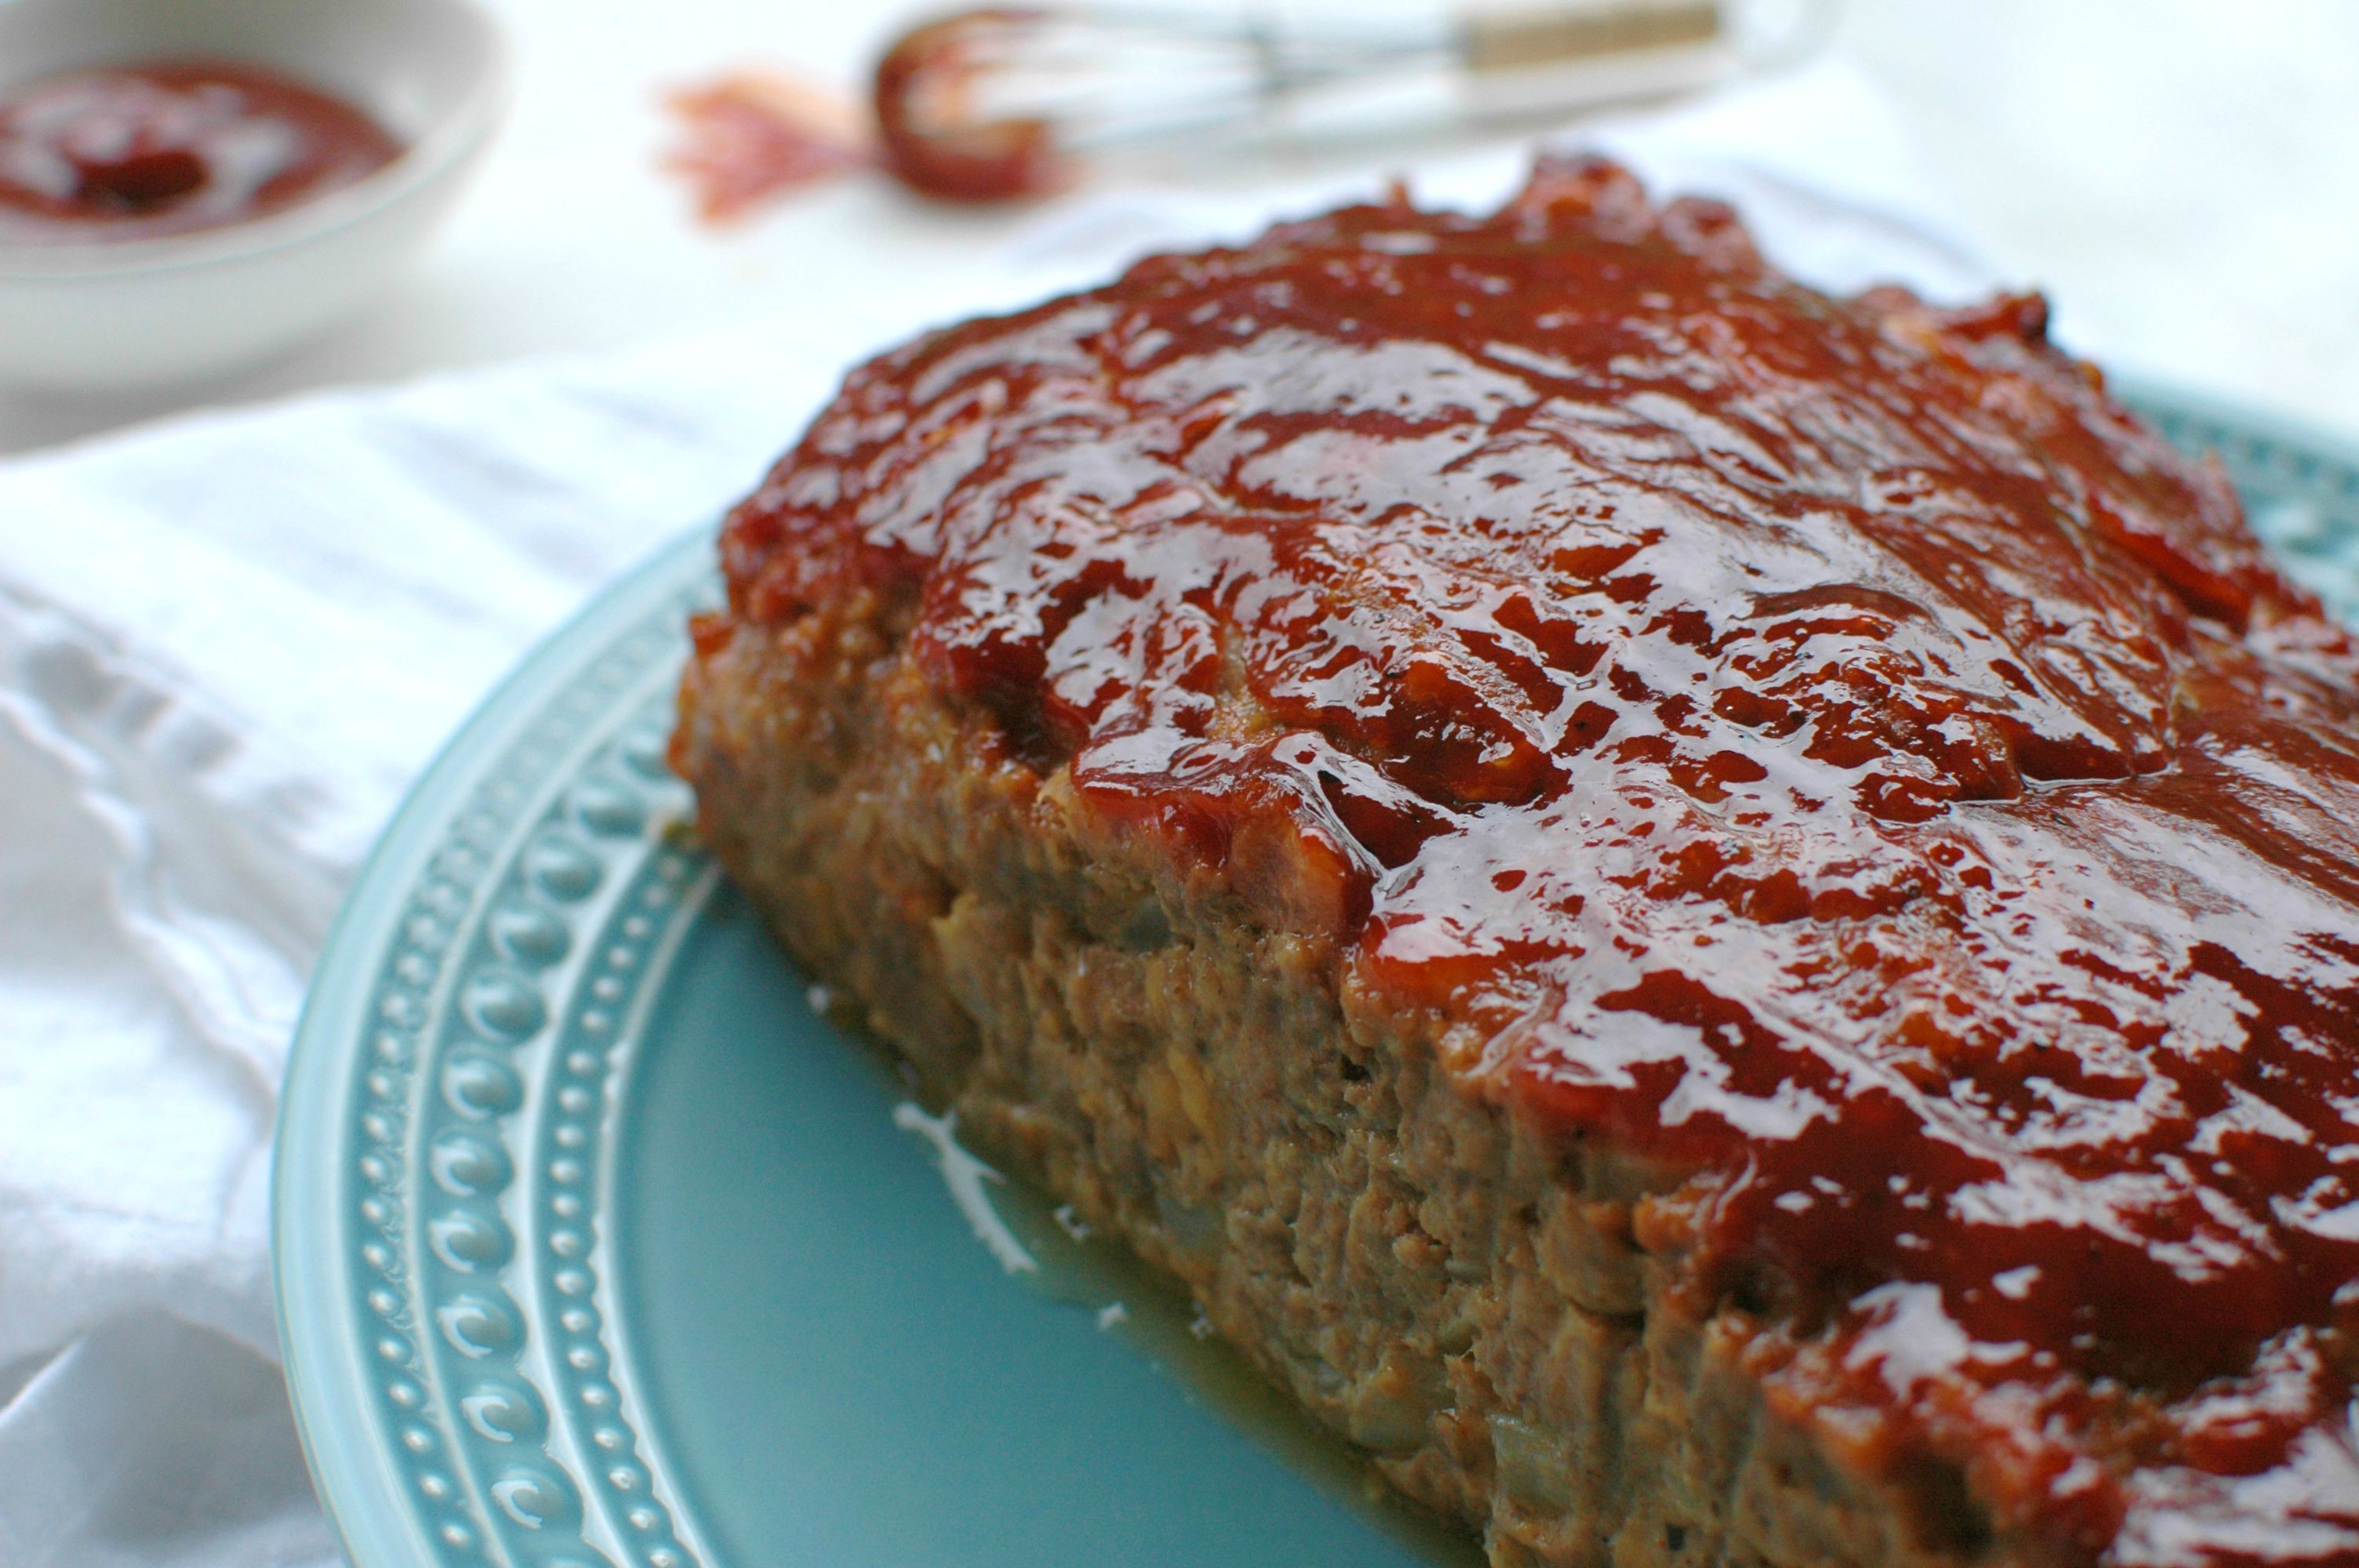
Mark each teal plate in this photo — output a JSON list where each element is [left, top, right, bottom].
[[274, 383, 2359, 1568]]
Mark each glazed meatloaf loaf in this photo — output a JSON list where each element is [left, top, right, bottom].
[[672, 159, 2359, 1566]]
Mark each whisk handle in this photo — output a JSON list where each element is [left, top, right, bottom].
[[1461, 0, 1721, 73]]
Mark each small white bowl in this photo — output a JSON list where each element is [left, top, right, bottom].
[[0, 0, 508, 391]]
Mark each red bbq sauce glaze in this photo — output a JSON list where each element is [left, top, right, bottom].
[[0, 60, 400, 245], [716, 159, 2359, 1563]]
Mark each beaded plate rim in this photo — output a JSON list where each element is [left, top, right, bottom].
[[278, 525, 719, 1568], [272, 379, 2359, 1568]]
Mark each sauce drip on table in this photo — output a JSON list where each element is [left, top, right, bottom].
[[0, 60, 400, 245], [663, 71, 868, 225], [720, 158, 2359, 1563]]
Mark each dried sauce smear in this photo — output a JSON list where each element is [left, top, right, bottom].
[[663, 71, 867, 224], [720, 160, 2359, 1564]]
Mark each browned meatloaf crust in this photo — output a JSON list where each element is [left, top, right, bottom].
[[672, 159, 2359, 1566]]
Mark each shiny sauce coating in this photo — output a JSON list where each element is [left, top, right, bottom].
[[720, 161, 2359, 1563], [0, 60, 399, 245]]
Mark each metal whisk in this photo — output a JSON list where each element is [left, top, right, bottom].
[[873, 0, 1840, 201]]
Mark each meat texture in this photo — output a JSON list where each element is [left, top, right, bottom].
[[673, 159, 2359, 1567]]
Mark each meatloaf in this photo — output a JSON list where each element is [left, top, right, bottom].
[[671, 158, 2359, 1566]]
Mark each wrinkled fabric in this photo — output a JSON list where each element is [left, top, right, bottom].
[[0, 342, 871, 1568], [0, 64, 1986, 1567]]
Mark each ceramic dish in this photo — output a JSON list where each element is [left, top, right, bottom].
[[274, 382, 2359, 1568], [0, 0, 507, 390]]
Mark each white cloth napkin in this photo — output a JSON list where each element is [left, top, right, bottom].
[[0, 63, 1990, 1568]]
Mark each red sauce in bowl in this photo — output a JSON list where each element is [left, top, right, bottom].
[[0, 60, 402, 245]]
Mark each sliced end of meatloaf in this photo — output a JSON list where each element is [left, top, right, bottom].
[[674, 159, 2359, 1567], [678, 604, 1984, 1566]]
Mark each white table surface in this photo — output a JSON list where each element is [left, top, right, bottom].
[[2, 0, 2355, 459]]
